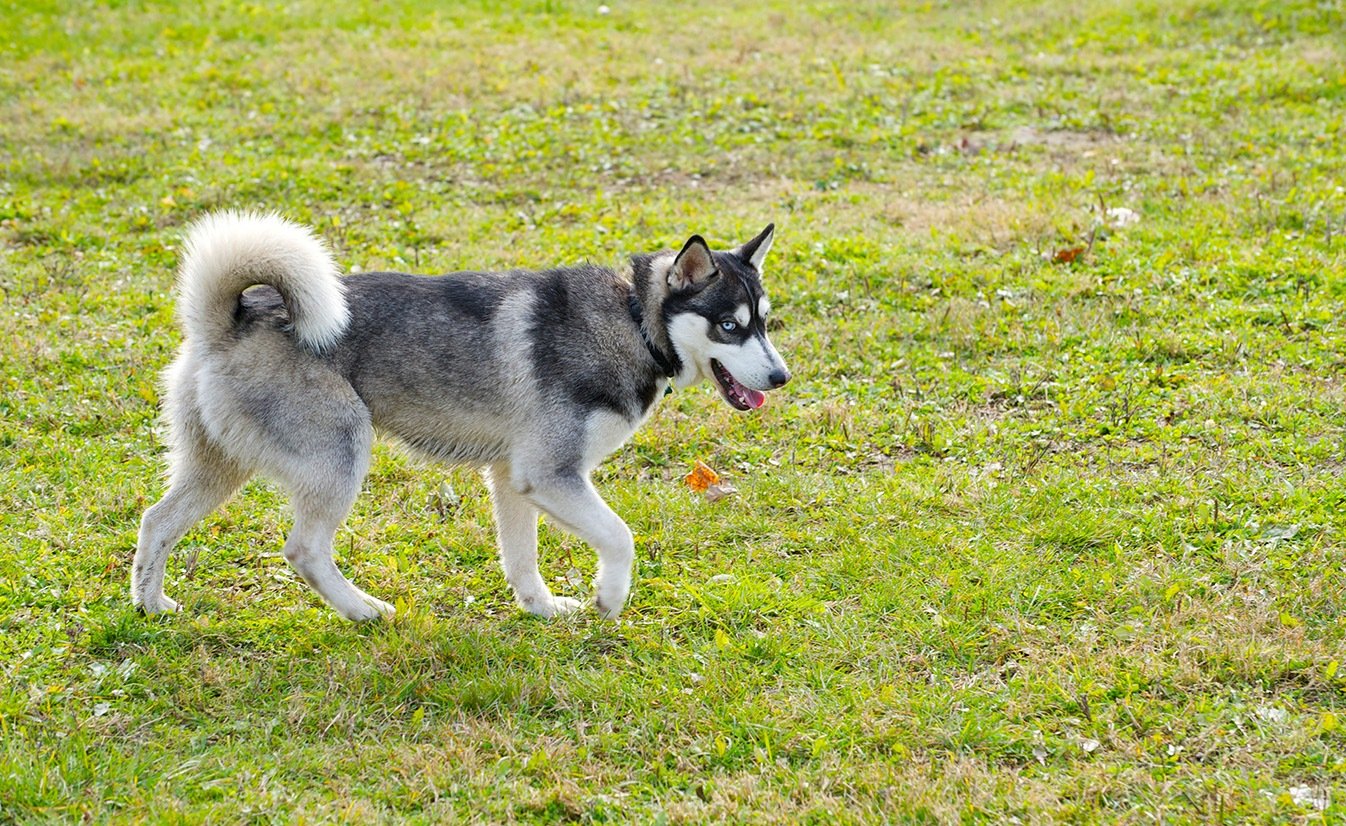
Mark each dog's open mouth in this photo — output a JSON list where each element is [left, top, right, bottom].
[[711, 360, 766, 411]]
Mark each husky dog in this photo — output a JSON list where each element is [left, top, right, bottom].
[[132, 212, 790, 621]]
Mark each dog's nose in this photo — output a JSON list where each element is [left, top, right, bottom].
[[768, 368, 791, 389]]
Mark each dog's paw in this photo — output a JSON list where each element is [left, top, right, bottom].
[[341, 596, 395, 622], [521, 594, 582, 618], [594, 596, 624, 620], [593, 580, 629, 620], [550, 596, 583, 616], [136, 595, 181, 616]]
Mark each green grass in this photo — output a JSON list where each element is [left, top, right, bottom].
[[2, 0, 1345, 821]]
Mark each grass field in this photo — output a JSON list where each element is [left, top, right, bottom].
[[3, 0, 1345, 821]]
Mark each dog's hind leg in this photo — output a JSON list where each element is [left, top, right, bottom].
[[281, 473, 393, 621], [282, 484, 393, 622], [485, 464, 582, 618], [279, 431, 390, 621], [133, 457, 247, 615], [523, 473, 634, 619]]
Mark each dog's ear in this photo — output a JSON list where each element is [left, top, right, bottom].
[[734, 223, 775, 272], [667, 235, 718, 293]]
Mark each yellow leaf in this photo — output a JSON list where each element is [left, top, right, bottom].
[[1321, 711, 1338, 732]]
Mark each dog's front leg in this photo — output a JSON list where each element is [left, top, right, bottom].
[[486, 465, 583, 618], [521, 473, 634, 619]]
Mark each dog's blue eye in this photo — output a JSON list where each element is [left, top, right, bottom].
[[720, 320, 738, 332]]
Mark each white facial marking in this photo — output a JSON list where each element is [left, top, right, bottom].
[[758, 296, 771, 319], [757, 336, 778, 367], [666, 311, 789, 393], [666, 313, 712, 388], [734, 304, 750, 326]]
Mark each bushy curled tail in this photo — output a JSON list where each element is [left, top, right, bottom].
[[176, 211, 348, 350]]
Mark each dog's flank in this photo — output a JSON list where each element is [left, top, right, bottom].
[[132, 211, 790, 621]]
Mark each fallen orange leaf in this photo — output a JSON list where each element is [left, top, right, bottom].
[[685, 460, 720, 493], [1052, 246, 1086, 264]]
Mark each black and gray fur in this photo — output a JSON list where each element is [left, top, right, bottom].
[[132, 212, 789, 621]]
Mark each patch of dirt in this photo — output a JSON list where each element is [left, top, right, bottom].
[[1006, 126, 1120, 152], [876, 191, 1056, 244]]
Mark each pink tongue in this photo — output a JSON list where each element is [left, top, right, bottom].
[[717, 363, 768, 409]]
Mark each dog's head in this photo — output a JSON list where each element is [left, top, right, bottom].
[[660, 224, 791, 410]]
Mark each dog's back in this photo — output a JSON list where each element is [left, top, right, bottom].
[[224, 263, 658, 467]]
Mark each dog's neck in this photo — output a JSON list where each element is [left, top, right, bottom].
[[626, 291, 678, 379], [628, 254, 682, 380]]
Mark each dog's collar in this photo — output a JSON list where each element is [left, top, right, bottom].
[[627, 290, 679, 381]]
